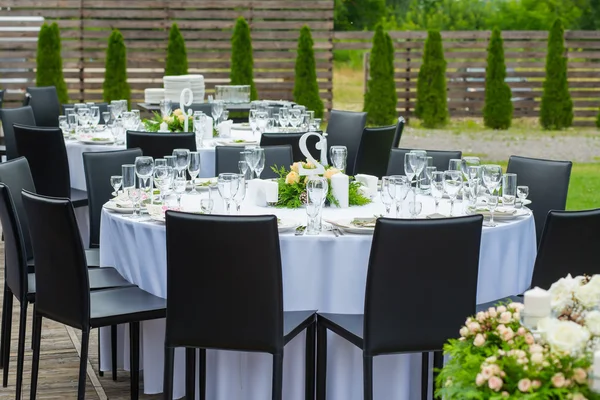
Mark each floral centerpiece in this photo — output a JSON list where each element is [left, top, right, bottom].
[[142, 109, 192, 132], [271, 161, 371, 209], [437, 275, 600, 399]]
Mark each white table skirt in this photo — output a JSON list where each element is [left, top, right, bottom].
[[99, 192, 537, 399]]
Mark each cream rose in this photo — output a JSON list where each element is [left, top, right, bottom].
[[549, 274, 583, 310], [572, 393, 588, 400], [475, 373, 486, 386], [173, 108, 183, 116], [178, 114, 186, 123], [488, 376, 503, 392], [575, 275, 600, 308], [323, 168, 340, 180], [285, 171, 300, 185], [573, 368, 587, 384], [473, 333, 485, 347], [545, 320, 590, 354], [167, 116, 175, 124], [518, 378, 531, 392], [585, 310, 600, 335], [530, 352, 544, 364], [290, 162, 302, 173], [552, 373, 566, 388]]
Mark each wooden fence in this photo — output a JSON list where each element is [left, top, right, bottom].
[[333, 30, 600, 127], [0, 0, 334, 109]]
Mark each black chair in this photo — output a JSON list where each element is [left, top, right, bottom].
[[25, 86, 62, 127], [355, 123, 397, 178], [215, 145, 293, 179], [0, 106, 36, 160], [260, 132, 320, 162], [22, 190, 166, 400], [0, 184, 134, 398], [0, 89, 4, 109], [392, 116, 405, 148], [126, 131, 197, 161], [316, 216, 483, 400], [163, 213, 316, 400], [326, 110, 367, 176], [12, 124, 88, 208], [386, 148, 463, 176], [506, 155, 572, 245]]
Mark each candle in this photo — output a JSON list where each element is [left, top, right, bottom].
[[331, 173, 349, 208], [524, 287, 551, 317], [159, 121, 169, 132], [593, 351, 600, 392]]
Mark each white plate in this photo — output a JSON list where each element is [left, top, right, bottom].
[[278, 218, 300, 233], [232, 123, 252, 131], [478, 198, 531, 206], [187, 177, 217, 190], [103, 201, 135, 213], [325, 218, 376, 235], [77, 138, 115, 145], [216, 140, 258, 147], [466, 207, 529, 221]]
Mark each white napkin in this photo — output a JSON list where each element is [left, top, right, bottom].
[[247, 179, 266, 206], [217, 119, 233, 138], [331, 173, 349, 208], [354, 174, 378, 197], [264, 181, 279, 204], [159, 121, 169, 132]]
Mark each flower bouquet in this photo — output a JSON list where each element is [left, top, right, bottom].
[[142, 108, 193, 132], [271, 161, 371, 209], [436, 275, 600, 400]]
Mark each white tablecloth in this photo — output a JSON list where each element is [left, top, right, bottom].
[[99, 191, 536, 399]]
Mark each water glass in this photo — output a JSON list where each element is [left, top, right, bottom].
[[517, 185, 529, 208], [110, 175, 122, 195], [380, 176, 394, 216], [253, 147, 265, 179], [135, 156, 154, 179], [329, 146, 347, 172], [306, 177, 327, 235], [111, 119, 125, 144], [172, 148, 190, 178], [424, 166, 437, 195], [233, 175, 246, 213], [389, 175, 410, 217], [122, 164, 136, 215], [256, 111, 269, 135], [443, 170, 462, 216], [311, 118, 322, 132], [160, 99, 172, 118], [102, 111, 111, 127], [217, 173, 240, 215], [200, 198, 214, 214], [461, 157, 481, 181], [487, 193, 499, 227], [249, 109, 259, 137], [409, 201, 423, 218], [173, 176, 187, 209], [90, 106, 100, 130], [502, 173, 517, 208], [188, 151, 202, 194], [448, 159, 462, 171], [154, 165, 173, 204], [482, 165, 503, 195], [431, 171, 445, 213], [238, 160, 248, 177]]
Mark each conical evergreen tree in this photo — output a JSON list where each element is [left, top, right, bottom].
[[36, 22, 69, 104], [483, 28, 513, 130], [540, 19, 573, 130], [230, 17, 257, 100], [363, 25, 397, 126], [165, 23, 188, 76], [293, 25, 324, 119], [415, 30, 448, 128], [103, 29, 131, 107]]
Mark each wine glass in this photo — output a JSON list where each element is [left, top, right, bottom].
[[256, 111, 269, 135], [404, 153, 417, 192], [110, 100, 122, 120], [482, 165, 503, 196], [253, 147, 265, 179], [121, 111, 135, 131], [173, 175, 187, 209], [517, 185, 529, 209], [154, 165, 172, 204], [233, 175, 246, 213], [135, 156, 154, 205], [487, 193, 499, 227], [278, 107, 289, 132], [211, 101, 223, 130], [159, 99, 172, 118], [239, 160, 248, 178], [217, 173, 239, 215], [244, 147, 258, 179], [172, 148, 190, 179], [389, 175, 410, 217], [448, 159, 462, 171], [425, 166, 437, 194], [66, 111, 78, 140], [380, 176, 394, 216], [90, 106, 100, 130], [249, 109, 258, 138], [443, 170, 462, 216], [58, 115, 69, 136], [77, 107, 90, 133], [102, 111, 111, 127], [461, 157, 480, 181], [110, 175, 122, 196], [431, 171, 445, 214], [409, 201, 423, 219], [306, 176, 327, 235], [288, 108, 302, 131], [329, 146, 347, 172], [187, 151, 202, 194], [409, 150, 427, 195]]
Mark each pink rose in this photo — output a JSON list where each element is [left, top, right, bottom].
[[525, 333, 535, 345], [573, 368, 587, 384], [517, 327, 526, 336], [488, 376, 503, 391], [552, 373, 566, 388], [475, 373, 486, 386], [508, 302, 525, 311], [476, 311, 487, 322], [473, 333, 486, 347], [496, 305, 507, 313], [518, 378, 532, 392], [532, 380, 541, 389], [529, 344, 543, 353], [530, 352, 544, 364], [499, 311, 512, 324], [460, 326, 469, 337], [501, 327, 514, 341], [481, 366, 493, 380], [468, 322, 481, 333], [497, 324, 507, 333], [488, 307, 498, 317]]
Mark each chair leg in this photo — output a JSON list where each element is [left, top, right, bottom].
[[2, 291, 13, 387], [97, 329, 103, 377], [186, 348, 196, 399], [15, 303, 28, 400], [78, 330, 90, 400], [0, 282, 9, 369], [163, 346, 175, 400], [305, 321, 316, 400], [30, 314, 42, 400], [129, 322, 140, 400], [316, 322, 327, 400], [111, 325, 118, 381], [31, 303, 37, 351], [272, 352, 284, 400], [363, 355, 373, 400], [199, 348, 206, 400], [433, 351, 444, 400], [421, 352, 429, 400]]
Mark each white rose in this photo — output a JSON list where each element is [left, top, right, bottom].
[[545, 320, 590, 354], [575, 278, 600, 308], [548, 274, 583, 310], [586, 310, 600, 336]]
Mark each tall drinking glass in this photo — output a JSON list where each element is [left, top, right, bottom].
[[389, 175, 410, 217], [154, 165, 172, 204], [306, 176, 327, 235], [408, 150, 427, 195], [159, 99, 172, 118], [188, 151, 202, 194], [122, 164, 137, 217], [90, 106, 100, 130], [431, 171, 445, 213], [448, 159, 462, 171], [217, 173, 239, 215], [244, 147, 258, 179], [380, 176, 394, 216], [172, 148, 190, 178], [461, 157, 480, 181], [135, 156, 154, 205], [502, 173, 517, 208], [329, 146, 347, 172]]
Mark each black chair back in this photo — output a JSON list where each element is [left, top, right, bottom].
[[26, 86, 61, 127], [392, 117, 405, 148], [126, 131, 196, 160], [0, 89, 4, 109], [0, 106, 36, 160], [363, 216, 483, 355], [0, 184, 29, 301], [531, 209, 600, 289], [83, 148, 143, 248], [13, 124, 70, 198], [0, 157, 36, 260], [326, 110, 367, 176], [260, 132, 319, 162], [356, 124, 397, 178], [21, 190, 90, 330], [63, 102, 109, 116], [506, 155, 572, 245], [215, 145, 293, 179], [165, 212, 284, 353], [386, 148, 463, 176]]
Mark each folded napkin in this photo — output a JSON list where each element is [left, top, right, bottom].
[[351, 217, 377, 228], [426, 213, 447, 219], [217, 119, 233, 138], [354, 174, 378, 197], [474, 207, 517, 216]]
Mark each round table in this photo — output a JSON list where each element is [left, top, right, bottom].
[[98, 190, 536, 399]]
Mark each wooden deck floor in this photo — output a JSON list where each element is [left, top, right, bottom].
[[0, 243, 162, 399]]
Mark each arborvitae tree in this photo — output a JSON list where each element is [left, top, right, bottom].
[[36, 22, 69, 104], [293, 25, 324, 118], [165, 23, 188, 76], [415, 30, 448, 128], [103, 29, 131, 107], [363, 25, 397, 126], [540, 19, 573, 130], [483, 28, 513, 129], [230, 17, 257, 100]]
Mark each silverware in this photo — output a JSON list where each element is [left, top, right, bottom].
[[331, 227, 339, 237], [335, 227, 344, 236], [295, 225, 306, 236]]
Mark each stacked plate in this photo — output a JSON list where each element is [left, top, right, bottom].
[[187, 74, 205, 103], [162, 74, 205, 104], [144, 88, 165, 104]]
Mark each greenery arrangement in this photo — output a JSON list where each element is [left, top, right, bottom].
[[103, 29, 131, 107], [230, 17, 258, 101], [540, 19, 573, 130], [36, 22, 69, 104], [294, 26, 325, 119], [142, 108, 192, 132], [364, 24, 397, 126], [271, 161, 371, 209], [415, 30, 448, 128], [483, 28, 513, 130], [165, 23, 188, 76]]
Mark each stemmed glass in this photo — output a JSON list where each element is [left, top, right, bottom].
[[102, 111, 111, 127], [431, 171, 445, 214], [244, 147, 257, 179], [66, 110, 78, 140], [122, 164, 138, 217], [211, 101, 223, 130], [110, 175, 122, 195], [135, 156, 154, 209], [172, 149, 190, 179], [408, 151, 427, 194], [329, 146, 347, 172], [110, 100, 122, 120], [443, 170, 462, 216], [217, 173, 240, 215], [288, 108, 301, 131], [58, 115, 69, 136], [154, 165, 172, 204], [233, 175, 246, 213], [404, 153, 417, 192], [173, 175, 186, 209], [90, 106, 100, 131], [380, 176, 394, 216], [448, 159, 462, 171], [253, 147, 265, 179], [200, 195, 214, 214], [409, 201, 423, 218], [306, 176, 327, 235], [256, 111, 269, 135], [249, 110, 258, 138], [389, 175, 410, 217], [77, 107, 90, 133], [517, 185, 529, 210], [425, 166, 437, 194], [482, 165, 503, 226], [238, 160, 248, 179], [461, 157, 480, 181], [187, 151, 201, 194], [160, 99, 172, 119], [278, 107, 289, 132]]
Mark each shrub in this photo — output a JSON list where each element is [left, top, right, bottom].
[[293, 25, 324, 119], [103, 29, 131, 107], [230, 17, 257, 101], [415, 30, 448, 128], [36, 22, 69, 104], [483, 28, 513, 129], [364, 25, 397, 126], [165, 23, 188, 76], [540, 19, 573, 130]]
